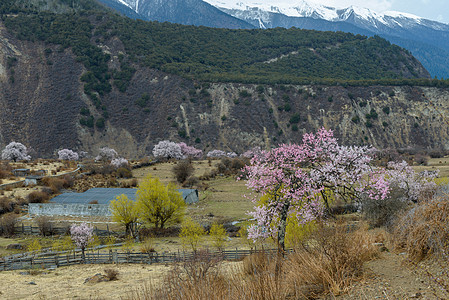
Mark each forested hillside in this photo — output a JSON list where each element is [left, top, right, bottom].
[[1, 0, 432, 87], [1, 0, 449, 157]]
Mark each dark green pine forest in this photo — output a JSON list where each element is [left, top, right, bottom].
[[1, 0, 448, 95]]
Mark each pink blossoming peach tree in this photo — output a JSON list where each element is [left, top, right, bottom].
[[243, 128, 390, 253], [178, 142, 203, 159], [70, 223, 93, 261]]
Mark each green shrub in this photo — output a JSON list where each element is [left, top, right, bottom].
[[289, 113, 300, 124]]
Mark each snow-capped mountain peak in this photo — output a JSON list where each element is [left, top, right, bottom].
[[204, 0, 441, 29]]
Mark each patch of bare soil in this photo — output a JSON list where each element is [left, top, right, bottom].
[[334, 252, 436, 299]]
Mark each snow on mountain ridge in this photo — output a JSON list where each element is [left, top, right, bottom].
[[204, 0, 441, 27], [115, 0, 140, 13], [116, 0, 131, 9]]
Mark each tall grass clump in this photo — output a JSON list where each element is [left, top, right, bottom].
[[392, 197, 449, 299], [285, 222, 379, 298], [127, 222, 378, 300], [394, 197, 449, 261]]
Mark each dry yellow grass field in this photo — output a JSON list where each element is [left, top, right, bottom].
[[0, 263, 172, 299]]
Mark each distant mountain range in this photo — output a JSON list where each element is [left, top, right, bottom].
[[98, 0, 254, 29], [100, 0, 449, 78]]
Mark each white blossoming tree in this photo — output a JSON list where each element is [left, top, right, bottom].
[[1, 142, 31, 162]]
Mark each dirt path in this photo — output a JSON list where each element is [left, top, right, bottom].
[[336, 252, 435, 299]]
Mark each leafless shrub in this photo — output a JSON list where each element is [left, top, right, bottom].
[[41, 177, 67, 193], [172, 159, 194, 183], [0, 169, 10, 179], [361, 186, 409, 228], [107, 177, 118, 187], [428, 149, 446, 159], [414, 153, 429, 166], [27, 190, 51, 203], [62, 175, 74, 188], [128, 222, 377, 300], [35, 216, 54, 236], [394, 197, 449, 261], [139, 237, 155, 253], [285, 222, 379, 298], [116, 167, 132, 178], [0, 213, 18, 237], [0, 197, 14, 215], [242, 252, 271, 275], [178, 250, 224, 283], [104, 268, 119, 281], [182, 176, 199, 188], [120, 178, 138, 188]]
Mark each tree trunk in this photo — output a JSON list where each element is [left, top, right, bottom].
[[125, 223, 131, 237], [277, 201, 290, 254], [321, 190, 330, 211], [81, 247, 85, 263]]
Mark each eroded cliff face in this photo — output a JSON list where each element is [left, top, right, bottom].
[[0, 22, 448, 157]]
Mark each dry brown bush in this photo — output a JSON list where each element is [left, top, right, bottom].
[[242, 252, 271, 275], [0, 213, 18, 237], [139, 237, 156, 253], [0, 169, 10, 179], [0, 197, 14, 215], [27, 190, 50, 203], [182, 176, 199, 188], [128, 222, 378, 300], [414, 153, 429, 166], [393, 198, 449, 261], [120, 178, 138, 188], [62, 175, 74, 188], [107, 177, 118, 187], [285, 223, 379, 298], [35, 216, 54, 236], [116, 167, 132, 178], [41, 177, 67, 193], [362, 186, 409, 228], [104, 268, 119, 281], [173, 160, 194, 184]]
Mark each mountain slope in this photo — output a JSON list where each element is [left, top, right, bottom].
[[99, 0, 255, 29], [204, 0, 449, 78], [0, 0, 447, 157]]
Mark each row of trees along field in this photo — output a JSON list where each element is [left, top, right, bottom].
[[2, 1, 449, 89]]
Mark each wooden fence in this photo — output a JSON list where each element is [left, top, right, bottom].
[[0, 180, 25, 190], [0, 223, 117, 236], [0, 248, 287, 271], [0, 168, 80, 191]]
